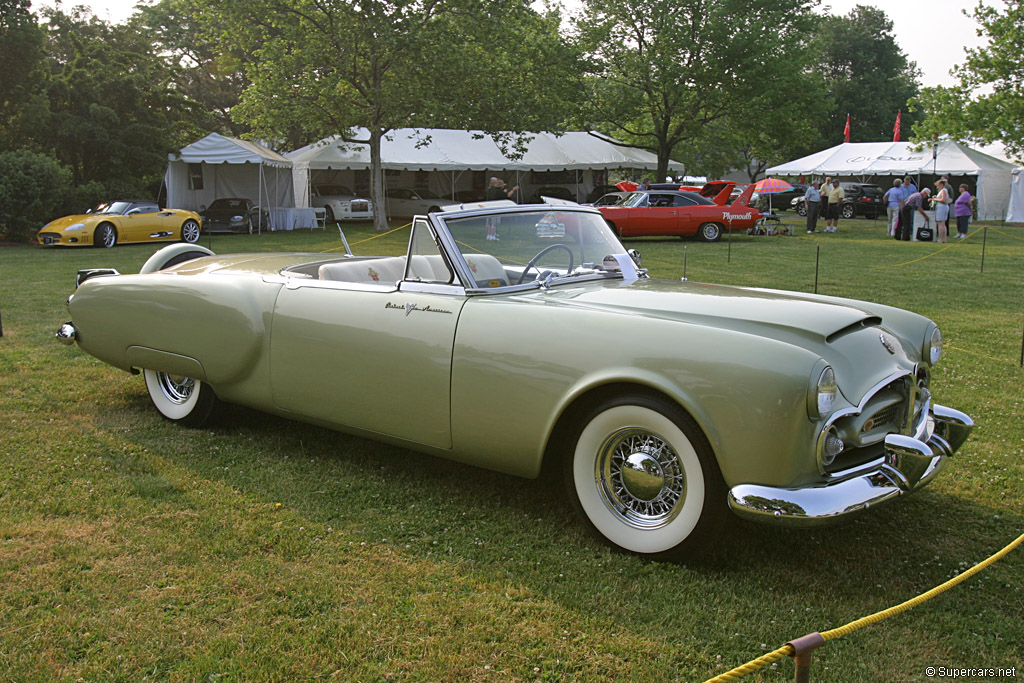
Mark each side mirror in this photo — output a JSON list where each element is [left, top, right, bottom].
[[125, 208, 141, 216], [199, 204, 207, 212], [627, 249, 642, 268]]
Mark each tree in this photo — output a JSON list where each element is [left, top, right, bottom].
[[199, 0, 583, 231], [572, 0, 821, 179], [134, 0, 252, 141], [26, 7, 195, 195], [0, 0, 44, 146], [911, 0, 1024, 161], [811, 5, 919, 145]]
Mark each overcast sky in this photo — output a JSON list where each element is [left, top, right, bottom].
[[33, 0, 997, 89]]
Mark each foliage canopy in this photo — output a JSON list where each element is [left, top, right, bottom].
[[911, 0, 1024, 162]]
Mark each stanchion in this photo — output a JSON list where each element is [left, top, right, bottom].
[[682, 246, 688, 282], [981, 227, 988, 273], [727, 217, 733, 263], [814, 245, 820, 294], [1019, 320, 1023, 367]]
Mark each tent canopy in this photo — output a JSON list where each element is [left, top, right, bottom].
[[165, 133, 295, 215], [767, 141, 1016, 220], [174, 132, 292, 168], [766, 140, 1014, 177], [286, 128, 682, 172]]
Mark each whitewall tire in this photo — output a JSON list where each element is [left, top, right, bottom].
[[143, 369, 218, 427], [565, 395, 725, 558]]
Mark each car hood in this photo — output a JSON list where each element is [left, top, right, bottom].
[[43, 214, 101, 229], [511, 278, 921, 402]]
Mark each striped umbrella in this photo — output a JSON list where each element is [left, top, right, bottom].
[[753, 177, 794, 213]]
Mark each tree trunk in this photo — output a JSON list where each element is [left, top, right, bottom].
[[369, 128, 389, 233]]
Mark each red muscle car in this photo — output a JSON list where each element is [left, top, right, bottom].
[[599, 183, 759, 241]]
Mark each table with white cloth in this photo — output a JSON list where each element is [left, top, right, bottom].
[[269, 208, 318, 231]]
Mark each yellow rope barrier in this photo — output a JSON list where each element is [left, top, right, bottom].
[[870, 227, 981, 270], [701, 531, 1024, 683], [320, 222, 411, 253], [984, 227, 1024, 243]]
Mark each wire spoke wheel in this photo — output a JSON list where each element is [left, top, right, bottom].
[[565, 394, 725, 558], [143, 369, 218, 427], [597, 428, 686, 529]]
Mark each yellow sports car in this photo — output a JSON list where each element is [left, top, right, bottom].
[[37, 199, 202, 248]]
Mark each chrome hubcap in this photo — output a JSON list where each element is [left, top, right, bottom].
[[158, 372, 195, 404], [596, 428, 686, 529], [183, 222, 199, 241]]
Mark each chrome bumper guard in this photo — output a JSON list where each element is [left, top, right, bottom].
[[728, 404, 973, 526]]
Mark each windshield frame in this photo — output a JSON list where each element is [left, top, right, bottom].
[[428, 204, 635, 295]]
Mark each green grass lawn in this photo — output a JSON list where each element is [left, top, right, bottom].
[[1, 217, 1021, 682]]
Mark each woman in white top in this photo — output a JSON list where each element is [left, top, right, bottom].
[[933, 179, 952, 243]]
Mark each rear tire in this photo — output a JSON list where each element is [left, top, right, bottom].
[[144, 369, 218, 427], [180, 219, 201, 243], [698, 222, 723, 242], [564, 393, 726, 559]]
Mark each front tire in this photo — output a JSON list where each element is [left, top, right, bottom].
[[180, 219, 201, 243], [564, 394, 726, 559], [95, 223, 117, 248], [698, 222, 723, 242], [841, 204, 855, 219], [143, 369, 218, 427], [796, 203, 807, 217]]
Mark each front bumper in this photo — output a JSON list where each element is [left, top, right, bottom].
[[728, 403, 973, 526], [38, 232, 87, 246]]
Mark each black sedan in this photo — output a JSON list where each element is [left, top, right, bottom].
[[200, 198, 270, 233], [793, 182, 884, 219]]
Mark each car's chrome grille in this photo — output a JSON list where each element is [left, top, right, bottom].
[[824, 375, 915, 474], [861, 403, 904, 433]]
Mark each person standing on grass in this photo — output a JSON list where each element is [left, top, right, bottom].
[[883, 178, 903, 237], [900, 187, 930, 241], [933, 179, 952, 243], [954, 184, 972, 239], [825, 180, 844, 233], [804, 181, 822, 233]]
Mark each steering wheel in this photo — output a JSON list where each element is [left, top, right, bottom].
[[516, 243, 574, 284]]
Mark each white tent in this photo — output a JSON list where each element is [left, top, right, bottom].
[[766, 141, 1016, 220], [286, 129, 682, 207], [1007, 168, 1024, 222], [165, 133, 296, 219]]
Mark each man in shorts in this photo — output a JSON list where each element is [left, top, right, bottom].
[[824, 180, 844, 233]]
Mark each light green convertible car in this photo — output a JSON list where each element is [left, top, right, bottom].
[[56, 201, 973, 559]]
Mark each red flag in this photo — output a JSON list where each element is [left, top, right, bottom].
[[843, 114, 851, 143], [892, 110, 902, 142]]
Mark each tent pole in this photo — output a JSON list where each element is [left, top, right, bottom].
[[258, 162, 263, 235]]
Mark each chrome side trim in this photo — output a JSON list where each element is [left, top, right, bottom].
[[728, 402, 972, 526]]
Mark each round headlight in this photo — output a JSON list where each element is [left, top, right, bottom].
[[928, 326, 943, 365], [64, 223, 85, 232], [816, 366, 837, 417]]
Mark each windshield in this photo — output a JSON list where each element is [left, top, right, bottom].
[[440, 208, 633, 289], [104, 201, 132, 215], [317, 185, 354, 196]]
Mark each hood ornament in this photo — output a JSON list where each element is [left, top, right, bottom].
[[880, 333, 896, 355]]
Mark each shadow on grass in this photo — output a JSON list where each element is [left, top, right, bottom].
[[116, 388, 1022, 632]]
